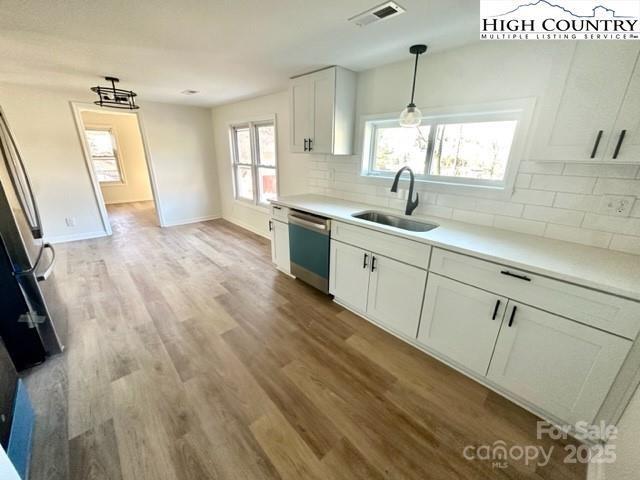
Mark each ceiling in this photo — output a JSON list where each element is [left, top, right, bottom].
[[0, 0, 479, 106]]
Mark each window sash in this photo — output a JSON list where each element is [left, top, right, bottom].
[[230, 120, 277, 206], [85, 128, 124, 184], [365, 110, 521, 188]]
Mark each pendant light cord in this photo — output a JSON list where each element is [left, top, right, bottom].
[[409, 52, 420, 105]]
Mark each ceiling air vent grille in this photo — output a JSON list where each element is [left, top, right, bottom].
[[348, 1, 406, 27]]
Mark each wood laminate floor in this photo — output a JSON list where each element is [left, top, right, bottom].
[[25, 201, 587, 480]]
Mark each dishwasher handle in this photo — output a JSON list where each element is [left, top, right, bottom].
[[288, 211, 330, 233]]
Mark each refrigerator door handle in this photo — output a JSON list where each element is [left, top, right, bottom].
[[36, 243, 55, 281]]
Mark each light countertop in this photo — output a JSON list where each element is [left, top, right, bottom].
[[271, 194, 640, 302]]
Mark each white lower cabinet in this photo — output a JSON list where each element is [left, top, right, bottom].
[[417, 274, 507, 376], [367, 254, 427, 338], [329, 240, 370, 312], [269, 219, 290, 275], [487, 302, 632, 425], [330, 239, 427, 337]]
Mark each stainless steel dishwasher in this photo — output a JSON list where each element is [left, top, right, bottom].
[[288, 210, 331, 293]]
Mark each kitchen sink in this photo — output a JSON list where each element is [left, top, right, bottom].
[[352, 211, 438, 232]]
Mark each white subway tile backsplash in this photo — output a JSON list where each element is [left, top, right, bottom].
[[523, 205, 584, 226], [610, 235, 640, 256], [494, 216, 547, 236], [594, 178, 640, 196], [452, 209, 495, 227], [510, 189, 556, 206], [544, 224, 612, 249], [582, 214, 640, 236], [519, 161, 564, 175], [563, 164, 640, 178], [553, 193, 601, 212], [309, 155, 640, 255], [530, 175, 596, 193]]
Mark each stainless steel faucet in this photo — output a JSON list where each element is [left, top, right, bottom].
[[390, 166, 419, 216]]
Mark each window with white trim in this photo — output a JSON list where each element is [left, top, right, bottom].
[[362, 101, 531, 192], [84, 128, 124, 183], [230, 119, 277, 206]]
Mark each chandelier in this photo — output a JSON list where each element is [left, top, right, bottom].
[[90, 76, 139, 110]]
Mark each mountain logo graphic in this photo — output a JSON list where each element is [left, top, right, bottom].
[[493, 0, 634, 18]]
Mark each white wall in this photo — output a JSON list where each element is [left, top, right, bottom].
[[81, 110, 153, 205], [0, 84, 221, 241], [211, 90, 312, 236], [305, 41, 640, 254]]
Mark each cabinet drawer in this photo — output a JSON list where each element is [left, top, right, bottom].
[[430, 248, 640, 339], [271, 204, 290, 222], [332, 221, 431, 269]]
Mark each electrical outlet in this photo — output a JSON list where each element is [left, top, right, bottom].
[[65, 216, 76, 227], [598, 196, 635, 217]]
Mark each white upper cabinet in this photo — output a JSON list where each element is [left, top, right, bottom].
[[417, 274, 506, 376], [366, 254, 427, 339], [487, 302, 632, 425], [289, 66, 357, 155], [530, 42, 640, 163], [608, 58, 640, 161]]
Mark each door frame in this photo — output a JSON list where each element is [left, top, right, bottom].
[[70, 102, 165, 235]]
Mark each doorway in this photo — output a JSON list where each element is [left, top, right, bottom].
[[72, 105, 162, 236]]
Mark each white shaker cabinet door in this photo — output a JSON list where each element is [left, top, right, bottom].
[[329, 240, 370, 313], [488, 302, 632, 425], [530, 42, 639, 162], [310, 67, 336, 154], [289, 76, 313, 153], [417, 274, 507, 376], [366, 254, 427, 339], [270, 220, 290, 275]]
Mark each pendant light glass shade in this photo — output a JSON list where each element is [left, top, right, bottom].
[[399, 44, 427, 127], [399, 103, 422, 127]]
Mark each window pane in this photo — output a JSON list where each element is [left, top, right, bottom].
[[258, 167, 277, 204], [430, 121, 517, 181], [256, 124, 276, 166], [94, 158, 121, 182], [372, 125, 430, 175], [236, 165, 254, 200], [85, 130, 115, 157], [235, 127, 252, 164]]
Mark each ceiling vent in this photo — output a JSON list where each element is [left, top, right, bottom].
[[348, 1, 406, 27]]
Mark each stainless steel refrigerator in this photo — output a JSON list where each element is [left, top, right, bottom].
[[0, 107, 66, 370]]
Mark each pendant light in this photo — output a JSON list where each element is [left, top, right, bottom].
[[399, 44, 427, 127], [91, 76, 139, 110]]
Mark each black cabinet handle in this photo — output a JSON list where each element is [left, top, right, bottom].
[[508, 306, 517, 327], [590, 130, 603, 159], [613, 130, 627, 159], [500, 270, 531, 282], [362, 253, 369, 269], [371, 256, 377, 272], [308, 138, 313, 151], [268, 220, 273, 232], [273, 206, 282, 210], [492, 299, 501, 320], [303, 139, 308, 151]]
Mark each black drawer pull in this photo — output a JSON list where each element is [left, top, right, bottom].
[[508, 306, 517, 327], [492, 299, 501, 320], [371, 256, 377, 272], [590, 130, 603, 159], [613, 130, 627, 159], [363, 253, 369, 269], [308, 138, 313, 151], [500, 270, 531, 282], [273, 206, 282, 210], [303, 138, 308, 152], [268, 220, 273, 232]]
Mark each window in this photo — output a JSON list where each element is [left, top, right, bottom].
[[362, 100, 532, 192], [84, 128, 124, 183], [230, 119, 277, 206]]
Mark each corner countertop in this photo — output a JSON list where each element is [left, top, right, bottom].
[[271, 194, 640, 302]]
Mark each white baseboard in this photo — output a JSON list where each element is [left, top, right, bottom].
[[222, 216, 270, 239], [44, 230, 108, 244], [162, 214, 221, 227]]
